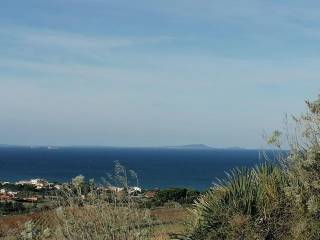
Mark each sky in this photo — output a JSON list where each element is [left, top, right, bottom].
[[0, 0, 319, 148]]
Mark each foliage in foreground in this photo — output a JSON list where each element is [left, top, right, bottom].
[[182, 96, 320, 240], [146, 188, 200, 208], [52, 191, 152, 240], [18, 162, 153, 240], [183, 164, 294, 239]]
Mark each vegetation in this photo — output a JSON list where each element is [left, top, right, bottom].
[[2, 96, 320, 239], [51, 187, 152, 239], [53, 163, 152, 239], [0, 201, 25, 215], [0, 183, 37, 193], [181, 96, 320, 239], [147, 188, 200, 208]]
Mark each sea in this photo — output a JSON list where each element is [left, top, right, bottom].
[[0, 146, 275, 190]]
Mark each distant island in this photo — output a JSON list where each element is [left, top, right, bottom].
[[164, 144, 247, 150], [225, 146, 246, 150], [164, 144, 213, 149]]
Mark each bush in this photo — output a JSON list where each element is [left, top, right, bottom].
[[183, 96, 320, 240], [183, 164, 293, 239], [153, 188, 200, 206], [0, 201, 26, 215]]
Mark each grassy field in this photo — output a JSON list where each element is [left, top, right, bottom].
[[0, 211, 44, 239], [0, 206, 190, 239], [151, 207, 191, 240]]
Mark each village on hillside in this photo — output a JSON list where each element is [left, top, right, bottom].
[[0, 178, 158, 200]]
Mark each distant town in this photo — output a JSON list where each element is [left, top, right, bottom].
[[0, 178, 62, 203], [0, 177, 160, 205]]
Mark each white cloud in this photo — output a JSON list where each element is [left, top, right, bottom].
[[0, 26, 174, 50]]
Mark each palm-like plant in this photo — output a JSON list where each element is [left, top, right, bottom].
[[185, 163, 291, 240], [179, 97, 320, 240]]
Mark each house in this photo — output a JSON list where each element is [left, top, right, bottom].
[[7, 191, 18, 197], [144, 191, 158, 199], [54, 184, 62, 190], [16, 179, 50, 189], [108, 186, 124, 192], [22, 197, 38, 202], [0, 189, 17, 201], [0, 195, 12, 201], [30, 179, 49, 189], [128, 187, 142, 194], [0, 189, 17, 197]]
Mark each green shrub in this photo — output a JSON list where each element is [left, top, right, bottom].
[[183, 163, 293, 240], [153, 188, 200, 206], [0, 201, 26, 215], [183, 96, 320, 240]]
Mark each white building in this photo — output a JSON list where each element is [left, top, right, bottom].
[[16, 179, 49, 189], [128, 187, 142, 194]]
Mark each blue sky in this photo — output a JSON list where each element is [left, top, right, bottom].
[[0, 0, 319, 148]]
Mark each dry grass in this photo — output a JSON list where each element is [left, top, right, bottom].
[[0, 207, 190, 240], [0, 212, 44, 238], [151, 207, 191, 240]]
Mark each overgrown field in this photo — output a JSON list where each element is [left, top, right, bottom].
[[0, 206, 190, 240]]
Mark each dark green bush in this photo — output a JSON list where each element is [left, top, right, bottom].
[[147, 188, 200, 207], [182, 96, 320, 240], [0, 201, 26, 214]]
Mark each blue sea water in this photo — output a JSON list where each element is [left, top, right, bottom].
[[0, 147, 270, 190]]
